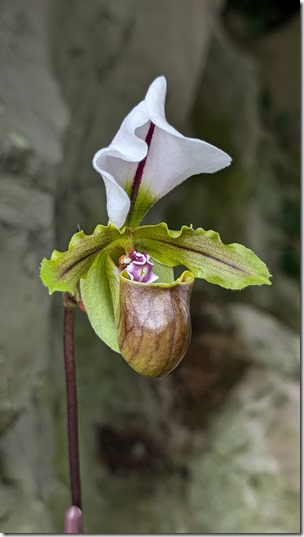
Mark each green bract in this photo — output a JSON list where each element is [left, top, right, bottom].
[[40, 76, 271, 377]]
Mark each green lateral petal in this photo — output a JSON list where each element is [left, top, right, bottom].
[[134, 223, 271, 290], [80, 251, 120, 352], [40, 224, 123, 294]]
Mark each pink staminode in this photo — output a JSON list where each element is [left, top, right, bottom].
[[120, 250, 159, 283]]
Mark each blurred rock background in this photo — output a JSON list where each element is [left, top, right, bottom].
[[0, 0, 300, 533]]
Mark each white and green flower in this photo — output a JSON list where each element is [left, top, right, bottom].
[[93, 76, 231, 229], [41, 76, 271, 377]]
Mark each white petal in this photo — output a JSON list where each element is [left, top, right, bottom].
[[93, 101, 150, 227], [99, 165, 130, 229], [142, 76, 232, 200], [93, 76, 232, 227]]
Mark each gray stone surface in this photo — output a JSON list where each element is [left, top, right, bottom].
[[174, 19, 300, 330], [0, 0, 67, 531], [198, 301, 300, 378], [188, 368, 300, 533]]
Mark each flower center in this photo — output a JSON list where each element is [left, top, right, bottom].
[[119, 250, 159, 284]]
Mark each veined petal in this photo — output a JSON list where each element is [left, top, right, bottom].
[[134, 223, 272, 290], [93, 77, 231, 228], [40, 224, 123, 294]]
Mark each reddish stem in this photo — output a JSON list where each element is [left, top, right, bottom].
[[63, 295, 83, 532]]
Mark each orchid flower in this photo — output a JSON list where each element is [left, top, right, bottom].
[[41, 76, 271, 377]]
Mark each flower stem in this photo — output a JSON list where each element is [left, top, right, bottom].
[[63, 293, 83, 532]]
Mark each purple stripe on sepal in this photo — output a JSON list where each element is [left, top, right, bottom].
[[129, 121, 155, 211]]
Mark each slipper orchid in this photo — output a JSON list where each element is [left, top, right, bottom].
[[41, 76, 271, 377]]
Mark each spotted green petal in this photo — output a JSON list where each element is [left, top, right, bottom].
[[133, 223, 271, 290], [40, 224, 124, 294]]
